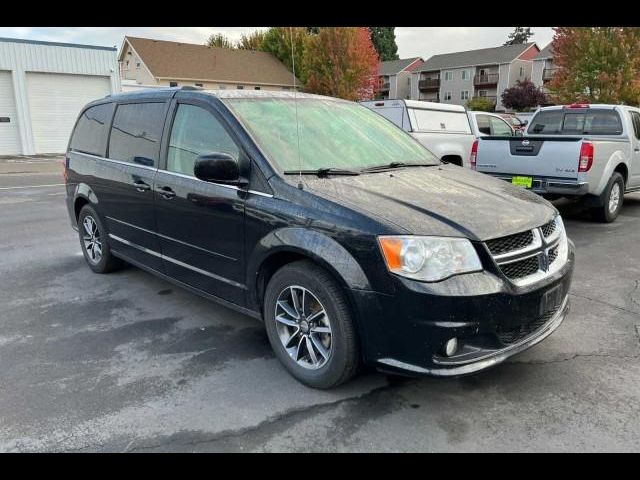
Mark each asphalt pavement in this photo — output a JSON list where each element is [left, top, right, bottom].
[[1, 156, 638, 452]]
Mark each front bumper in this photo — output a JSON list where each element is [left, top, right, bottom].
[[377, 294, 569, 376], [490, 174, 588, 196], [351, 243, 574, 377]]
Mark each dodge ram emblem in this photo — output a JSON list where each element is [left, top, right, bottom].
[[521, 139, 530, 146]]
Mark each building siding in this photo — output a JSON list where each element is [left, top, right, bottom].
[[0, 39, 119, 155]]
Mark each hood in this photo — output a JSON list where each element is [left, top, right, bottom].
[[302, 165, 556, 241]]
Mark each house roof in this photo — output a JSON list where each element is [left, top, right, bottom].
[[379, 57, 423, 75], [121, 36, 297, 86], [534, 43, 554, 60], [417, 43, 538, 72]]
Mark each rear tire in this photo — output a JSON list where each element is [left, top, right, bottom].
[[263, 260, 360, 389], [590, 172, 624, 223], [78, 205, 123, 274]]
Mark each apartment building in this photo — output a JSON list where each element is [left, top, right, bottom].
[[374, 57, 423, 100], [411, 43, 540, 111], [531, 44, 556, 93]]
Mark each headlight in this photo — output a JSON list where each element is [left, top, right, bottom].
[[378, 236, 483, 282]]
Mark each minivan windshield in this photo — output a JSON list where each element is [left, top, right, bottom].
[[225, 97, 439, 172]]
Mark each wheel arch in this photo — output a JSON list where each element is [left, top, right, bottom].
[[73, 182, 100, 220], [247, 228, 372, 316]]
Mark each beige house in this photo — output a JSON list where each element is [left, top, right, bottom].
[[119, 36, 298, 92]]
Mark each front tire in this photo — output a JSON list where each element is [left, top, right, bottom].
[[264, 260, 360, 389], [590, 172, 624, 223], [78, 205, 123, 273]]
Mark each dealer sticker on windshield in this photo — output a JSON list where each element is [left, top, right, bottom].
[[511, 176, 533, 188]]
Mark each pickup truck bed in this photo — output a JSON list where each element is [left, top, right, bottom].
[[476, 136, 588, 195], [473, 104, 640, 222]]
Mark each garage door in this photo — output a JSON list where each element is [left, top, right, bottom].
[[0, 71, 21, 155], [27, 73, 111, 154]]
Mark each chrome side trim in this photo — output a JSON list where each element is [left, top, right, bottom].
[[109, 234, 161, 258], [155, 168, 274, 198], [73, 151, 159, 172], [72, 150, 274, 198], [106, 216, 237, 261], [108, 234, 246, 289]]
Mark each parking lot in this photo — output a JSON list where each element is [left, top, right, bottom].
[[1, 155, 639, 452]]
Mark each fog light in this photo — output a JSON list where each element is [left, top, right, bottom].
[[444, 338, 458, 357]]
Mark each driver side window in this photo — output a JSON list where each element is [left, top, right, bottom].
[[167, 104, 239, 176]]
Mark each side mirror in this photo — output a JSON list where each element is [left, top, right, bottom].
[[194, 153, 245, 185], [521, 119, 529, 126]]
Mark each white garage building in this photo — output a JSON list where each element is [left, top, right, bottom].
[[0, 37, 120, 156]]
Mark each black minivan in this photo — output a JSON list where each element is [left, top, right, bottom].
[[65, 87, 574, 388]]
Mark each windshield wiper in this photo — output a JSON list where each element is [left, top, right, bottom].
[[360, 162, 437, 172], [284, 168, 360, 177]]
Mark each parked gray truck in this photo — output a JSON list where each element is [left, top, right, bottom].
[[474, 104, 640, 222]]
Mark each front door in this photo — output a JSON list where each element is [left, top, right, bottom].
[[154, 101, 246, 305]]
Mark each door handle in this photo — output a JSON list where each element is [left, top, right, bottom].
[[132, 181, 151, 192], [634, 147, 640, 152], [157, 186, 176, 199]]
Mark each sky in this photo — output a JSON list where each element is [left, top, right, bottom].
[[0, 27, 555, 60]]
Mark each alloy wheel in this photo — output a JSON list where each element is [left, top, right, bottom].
[[609, 182, 621, 214], [274, 285, 332, 369], [82, 215, 102, 264]]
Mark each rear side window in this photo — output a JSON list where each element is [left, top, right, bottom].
[[529, 109, 623, 135], [368, 107, 406, 130], [410, 108, 472, 134], [108, 102, 165, 167], [69, 103, 113, 156], [475, 114, 491, 135]]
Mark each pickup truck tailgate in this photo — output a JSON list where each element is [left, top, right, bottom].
[[476, 136, 583, 179]]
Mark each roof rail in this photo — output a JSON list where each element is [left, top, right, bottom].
[[180, 86, 203, 91]]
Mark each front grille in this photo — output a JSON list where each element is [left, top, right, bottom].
[[496, 304, 560, 345], [486, 230, 534, 255], [548, 245, 559, 264], [499, 255, 540, 280], [541, 219, 556, 238]]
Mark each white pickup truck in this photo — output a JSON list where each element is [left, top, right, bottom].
[[361, 99, 475, 167], [474, 104, 640, 222]]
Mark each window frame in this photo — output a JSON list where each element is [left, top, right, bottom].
[[629, 111, 640, 140], [460, 90, 469, 101], [444, 91, 452, 101], [461, 70, 470, 81], [444, 71, 453, 81], [489, 115, 514, 137], [159, 98, 245, 177], [69, 102, 115, 158], [105, 99, 170, 168]]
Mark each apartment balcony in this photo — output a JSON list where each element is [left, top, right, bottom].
[[419, 94, 440, 102], [418, 78, 440, 90], [543, 68, 559, 81], [474, 73, 499, 86]]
